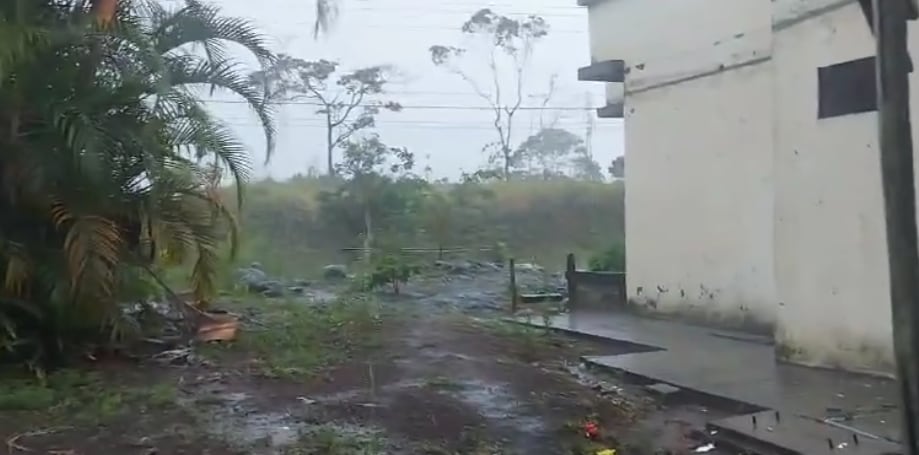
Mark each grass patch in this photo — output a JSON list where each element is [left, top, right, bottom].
[[423, 375, 465, 391], [284, 425, 389, 454], [204, 294, 389, 379], [465, 315, 574, 362], [0, 369, 177, 424]]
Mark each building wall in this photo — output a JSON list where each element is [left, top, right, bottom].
[[772, 1, 919, 374], [585, 0, 778, 331]]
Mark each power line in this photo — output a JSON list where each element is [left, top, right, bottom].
[[270, 0, 585, 12], [362, 23, 585, 34], [206, 99, 600, 111], [343, 6, 584, 18], [226, 123, 595, 131], [278, 19, 586, 34], [222, 119, 622, 131], [251, 116, 590, 124], [228, 118, 599, 127]]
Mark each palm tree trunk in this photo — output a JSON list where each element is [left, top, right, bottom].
[[326, 111, 334, 176]]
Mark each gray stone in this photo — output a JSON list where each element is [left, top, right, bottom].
[[256, 280, 285, 298], [645, 383, 682, 396], [237, 266, 268, 290], [322, 264, 348, 280], [514, 263, 544, 273], [288, 286, 306, 295]]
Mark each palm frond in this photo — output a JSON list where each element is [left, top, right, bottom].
[[168, 117, 251, 207], [0, 22, 48, 84], [57, 209, 124, 301], [162, 56, 276, 162], [150, 0, 273, 66], [314, 0, 339, 39]]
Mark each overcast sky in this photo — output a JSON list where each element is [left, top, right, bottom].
[[200, 0, 625, 181]]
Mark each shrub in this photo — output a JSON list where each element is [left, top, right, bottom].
[[588, 242, 626, 272], [367, 254, 421, 295]]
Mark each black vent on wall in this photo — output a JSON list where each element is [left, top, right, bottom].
[[818, 56, 878, 119]]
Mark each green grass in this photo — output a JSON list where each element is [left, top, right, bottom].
[[204, 294, 389, 379], [0, 369, 177, 423], [423, 375, 464, 391], [464, 312, 574, 363], [284, 425, 389, 455]]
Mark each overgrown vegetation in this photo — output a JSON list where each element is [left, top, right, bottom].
[[0, 0, 274, 369], [233, 177, 625, 277], [0, 369, 176, 423], [588, 242, 626, 272], [205, 295, 387, 378]]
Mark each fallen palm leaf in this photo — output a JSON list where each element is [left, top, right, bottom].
[[196, 312, 240, 342], [6, 426, 72, 453]]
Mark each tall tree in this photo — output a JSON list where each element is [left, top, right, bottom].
[[513, 128, 602, 181], [333, 135, 414, 261], [429, 9, 549, 181], [250, 55, 402, 175]]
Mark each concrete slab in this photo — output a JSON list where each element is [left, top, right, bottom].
[[708, 410, 902, 455], [516, 309, 903, 447], [646, 383, 682, 396]]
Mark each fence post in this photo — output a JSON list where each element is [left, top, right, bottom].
[[509, 257, 518, 313], [566, 253, 577, 307]]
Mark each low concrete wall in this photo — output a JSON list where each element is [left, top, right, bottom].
[[567, 270, 628, 309]]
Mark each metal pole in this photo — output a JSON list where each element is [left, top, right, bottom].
[[873, 0, 919, 451], [509, 258, 518, 313]]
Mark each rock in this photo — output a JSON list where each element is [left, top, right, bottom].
[[322, 264, 348, 280], [288, 286, 306, 295], [256, 281, 285, 298], [515, 263, 544, 273], [237, 266, 268, 290], [291, 279, 312, 287], [433, 260, 476, 275]]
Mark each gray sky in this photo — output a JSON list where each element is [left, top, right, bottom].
[[203, 0, 624, 180]]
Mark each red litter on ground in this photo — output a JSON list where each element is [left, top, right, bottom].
[[584, 421, 600, 439]]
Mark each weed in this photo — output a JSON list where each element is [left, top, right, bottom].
[[423, 375, 464, 391], [285, 425, 388, 454], [0, 369, 177, 423], [209, 295, 388, 379]]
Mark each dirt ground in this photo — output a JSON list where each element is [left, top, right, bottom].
[[0, 299, 729, 455]]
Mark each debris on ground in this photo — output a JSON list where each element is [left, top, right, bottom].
[[693, 442, 716, 452], [196, 313, 240, 343]]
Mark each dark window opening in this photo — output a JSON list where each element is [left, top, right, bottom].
[[817, 56, 877, 119]]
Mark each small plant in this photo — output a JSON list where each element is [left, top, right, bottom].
[[368, 253, 421, 295], [588, 242, 626, 272]]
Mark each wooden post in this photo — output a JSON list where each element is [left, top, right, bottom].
[[566, 253, 577, 308], [873, 0, 919, 451], [509, 258, 518, 313]]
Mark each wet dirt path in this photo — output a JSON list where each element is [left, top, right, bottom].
[[176, 311, 727, 454]]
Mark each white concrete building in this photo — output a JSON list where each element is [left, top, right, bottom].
[[579, 0, 919, 375]]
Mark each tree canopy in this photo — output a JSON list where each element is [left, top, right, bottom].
[[0, 0, 274, 367]]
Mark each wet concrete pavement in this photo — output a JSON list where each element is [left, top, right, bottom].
[[518, 309, 903, 451]]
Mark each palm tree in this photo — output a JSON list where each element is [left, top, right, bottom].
[[0, 0, 275, 367]]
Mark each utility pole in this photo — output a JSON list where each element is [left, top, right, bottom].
[[872, 0, 919, 452], [584, 91, 595, 159]]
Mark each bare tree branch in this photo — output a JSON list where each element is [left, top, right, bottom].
[[429, 9, 549, 180]]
